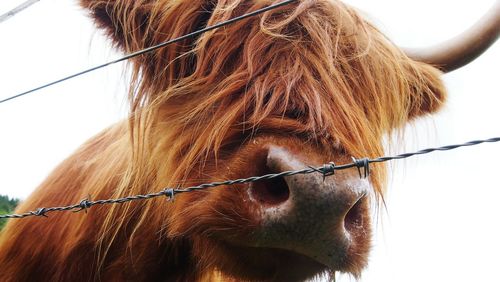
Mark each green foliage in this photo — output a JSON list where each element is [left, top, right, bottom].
[[0, 195, 20, 230]]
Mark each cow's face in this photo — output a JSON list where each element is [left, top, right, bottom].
[[81, 0, 453, 280], [143, 1, 445, 276]]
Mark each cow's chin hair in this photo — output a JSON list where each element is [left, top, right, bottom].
[[191, 234, 369, 281]]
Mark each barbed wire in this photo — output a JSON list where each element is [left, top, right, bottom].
[[0, 0, 40, 24], [1, 136, 499, 220], [0, 0, 297, 104]]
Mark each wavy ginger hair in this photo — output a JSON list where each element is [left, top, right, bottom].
[[0, 0, 446, 280]]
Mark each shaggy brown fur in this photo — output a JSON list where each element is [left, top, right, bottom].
[[0, 0, 446, 280]]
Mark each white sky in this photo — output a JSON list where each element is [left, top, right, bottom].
[[0, 0, 498, 281]]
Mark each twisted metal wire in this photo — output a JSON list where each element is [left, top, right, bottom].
[[0, 0, 297, 104], [1, 136, 499, 220], [0, 0, 39, 24]]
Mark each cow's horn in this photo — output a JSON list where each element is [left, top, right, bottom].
[[404, 0, 500, 73]]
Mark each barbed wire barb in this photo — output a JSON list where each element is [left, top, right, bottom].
[[1, 136, 499, 220]]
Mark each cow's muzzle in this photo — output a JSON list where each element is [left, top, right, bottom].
[[248, 145, 371, 270]]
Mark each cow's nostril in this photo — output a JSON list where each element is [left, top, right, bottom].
[[250, 176, 290, 206], [344, 196, 365, 232]]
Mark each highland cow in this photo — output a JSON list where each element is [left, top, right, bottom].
[[0, 0, 498, 281]]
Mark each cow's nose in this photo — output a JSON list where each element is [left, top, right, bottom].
[[248, 145, 370, 268]]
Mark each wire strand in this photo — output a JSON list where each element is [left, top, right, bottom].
[[0, 0, 40, 24], [1, 136, 498, 219], [0, 0, 297, 104]]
